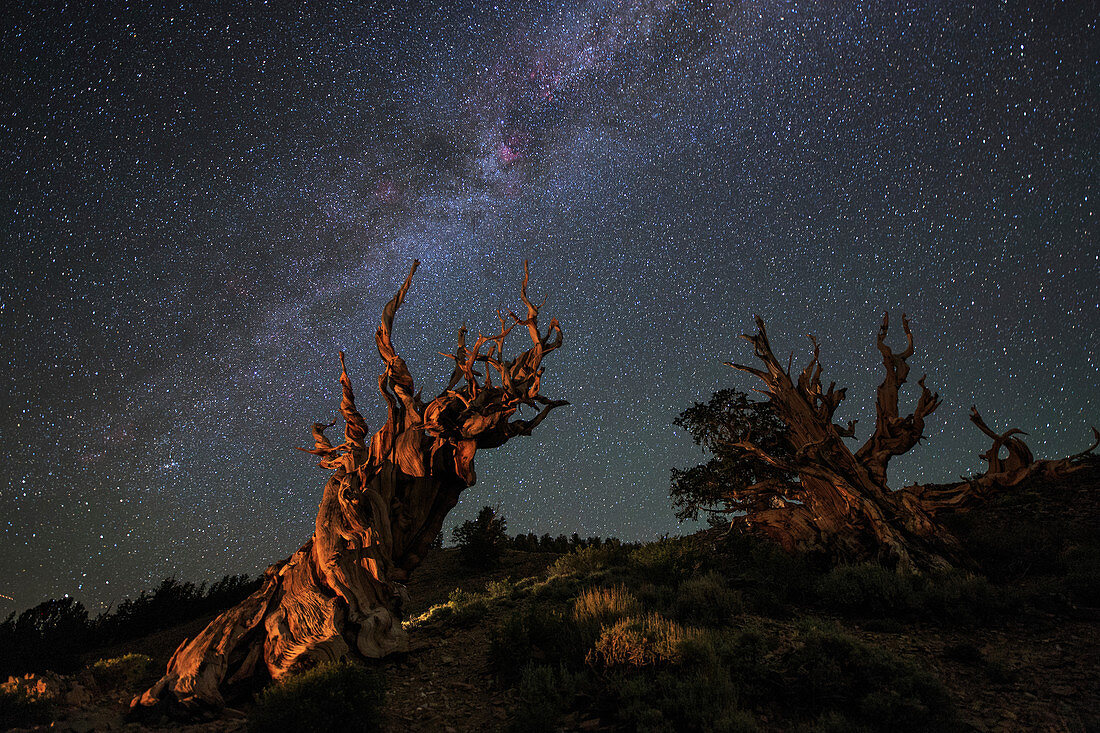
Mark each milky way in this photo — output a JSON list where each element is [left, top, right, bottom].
[[2, 1, 1096, 610]]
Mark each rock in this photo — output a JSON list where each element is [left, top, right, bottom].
[[3, 672, 62, 702], [65, 683, 92, 707]]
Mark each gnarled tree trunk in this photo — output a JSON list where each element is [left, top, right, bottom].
[[134, 261, 567, 710], [728, 314, 965, 572], [727, 314, 1098, 573]]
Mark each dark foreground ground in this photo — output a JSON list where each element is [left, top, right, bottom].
[[3, 463, 1099, 732]]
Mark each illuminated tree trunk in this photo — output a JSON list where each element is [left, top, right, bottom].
[[728, 314, 1098, 573], [134, 261, 567, 710]]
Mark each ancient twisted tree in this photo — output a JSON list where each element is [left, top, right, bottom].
[[723, 314, 1097, 573], [134, 260, 567, 710], [726, 313, 965, 572]]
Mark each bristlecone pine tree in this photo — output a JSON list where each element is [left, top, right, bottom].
[[726, 314, 1097, 573], [134, 261, 567, 710]]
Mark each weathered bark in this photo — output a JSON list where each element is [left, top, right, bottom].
[[134, 261, 567, 710], [905, 409, 1100, 514], [727, 314, 966, 572], [726, 314, 1099, 573], [970, 406, 1035, 476]]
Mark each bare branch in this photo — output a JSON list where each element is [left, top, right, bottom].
[[338, 351, 369, 450], [855, 313, 940, 485], [970, 406, 1035, 475], [375, 260, 419, 367], [726, 361, 768, 380], [1070, 427, 1100, 459]]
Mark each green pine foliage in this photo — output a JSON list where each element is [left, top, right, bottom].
[[452, 505, 509, 569]]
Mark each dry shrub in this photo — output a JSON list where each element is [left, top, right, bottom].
[[587, 613, 698, 668], [550, 544, 629, 578], [572, 585, 641, 627], [90, 653, 154, 690], [674, 572, 743, 625]]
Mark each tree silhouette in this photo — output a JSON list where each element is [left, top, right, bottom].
[[671, 388, 797, 523], [452, 506, 508, 568]]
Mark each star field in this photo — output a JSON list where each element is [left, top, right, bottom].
[[1, 1, 1096, 611]]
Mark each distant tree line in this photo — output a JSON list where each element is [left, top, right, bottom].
[[0, 574, 259, 677], [451, 506, 619, 569], [4, 508, 619, 676], [505, 531, 617, 554], [3, 508, 620, 676]]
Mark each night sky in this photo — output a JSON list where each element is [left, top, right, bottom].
[[2, 1, 1096, 612]]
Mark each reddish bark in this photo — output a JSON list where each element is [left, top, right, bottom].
[[728, 314, 1098, 572], [134, 261, 567, 710]]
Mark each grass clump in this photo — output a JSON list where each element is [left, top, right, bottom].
[[779, 621, 956, 732], [572, 585, 641, 627], [917, 570, 1012, 624], [249, 661, 384, 733], [89, 652, 154, 691], [608, 667, 757, 733], [489, 606, 588, 684], [510, 664, 585, 733], [484, 578, 519, 600], [814, 564, 1013, 625], [586, 613, 698, 668], [718, 534, 818, 613], [444, 588, 491, 624], [602, 627, 760, 732], [816, 564, 917, 617], [409, 587, 491, 628], [628, 536, 708, 581], [529, 574, 582, 602], [549, 543, 630, 578]]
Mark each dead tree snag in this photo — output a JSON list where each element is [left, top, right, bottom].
[[964, 407, 1098, 487]]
